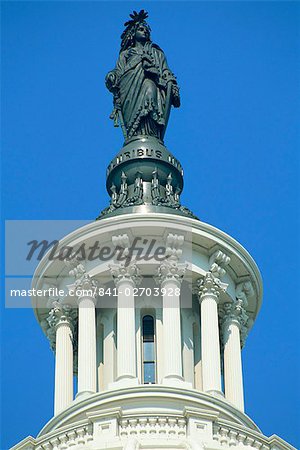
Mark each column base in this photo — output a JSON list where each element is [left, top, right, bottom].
[[75, 390, 96, 401], [162, 376, 193, 389], [109, 377, 139, 390], [205, 389, 224, 399]]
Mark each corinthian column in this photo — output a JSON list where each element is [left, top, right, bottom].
[[156, 237, 186, 383], [47, 303, 75, 415], [73, 274, 98, 397], [220, 282, 252, 411], [110, 262, 140, 384], [197, 272, 226, 396]]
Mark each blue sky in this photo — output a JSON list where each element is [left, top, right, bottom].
[[1, 1, 299, 448]]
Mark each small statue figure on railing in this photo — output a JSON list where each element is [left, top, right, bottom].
[[151, 168, 160, 204], [117, 172, 128, 206], [105, 10, 180, 142]]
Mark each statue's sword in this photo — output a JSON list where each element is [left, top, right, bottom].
[[116, 105, 128, 140], [161, 79, 173, 139], [110, 92, 128, 140]]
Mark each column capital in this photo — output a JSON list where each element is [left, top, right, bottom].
[[75, 273, 98, 293], [109, 262, 141, 287], [45, 302, 76, 351], [197, 272, 227, 302], [219, 301, 248, 329], [219, 300, 253, 347], [155, 259, 186, 286], [67, 273, 98, 303], [65, 256, 98, 301], [47, 302, 76, 330]]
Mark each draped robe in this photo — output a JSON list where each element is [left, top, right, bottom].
[[111, 42, 173, 140]]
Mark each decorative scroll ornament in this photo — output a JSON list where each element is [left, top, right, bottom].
[[166, 233, 184, 260], [64, 255, 86, 280], [111, 233, 131, 262], [236, 280, 254, 308], [110, 232, 142, 286], [197, 272, 227, 301], [156, 233, 186, 285], [209, 250, 231, 279], [112, 233, 130, 252]]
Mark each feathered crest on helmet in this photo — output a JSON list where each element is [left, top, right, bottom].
[[124, 9, 148, 27], [120, 10, 151, 52]]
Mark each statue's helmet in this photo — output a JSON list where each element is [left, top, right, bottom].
[[120, 10, 151, 52]]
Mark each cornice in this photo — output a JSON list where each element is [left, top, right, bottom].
[[31, 215, 261, 284], [31, 214, 262, 313], [37, 385, 261, 437], [10, 436, 35, 450]]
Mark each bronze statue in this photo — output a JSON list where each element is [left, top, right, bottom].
[[98, 10, 198, 220], [105, 10, 180, 142]]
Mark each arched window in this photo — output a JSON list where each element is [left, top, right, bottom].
[[142, 315, 156, 384]]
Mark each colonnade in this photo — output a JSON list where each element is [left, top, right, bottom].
[[46, 239, 252, 416]]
